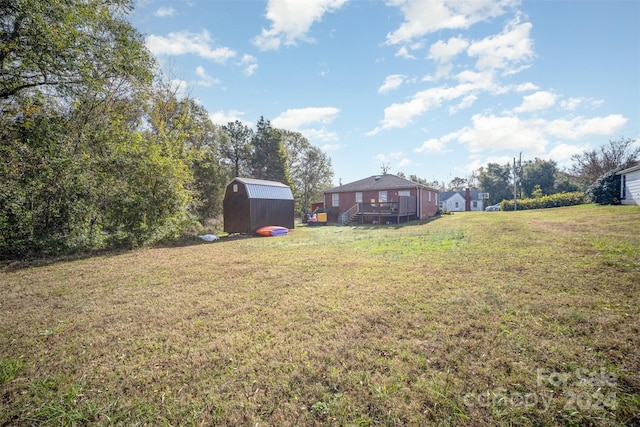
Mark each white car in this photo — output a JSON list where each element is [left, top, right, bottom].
[[485, 203, 501, 211]]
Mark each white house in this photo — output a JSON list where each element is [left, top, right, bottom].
[[439, 189, 485, 212], [617, 164, 640, 205]]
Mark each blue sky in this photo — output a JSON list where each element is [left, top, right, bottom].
[[130, 0, 639, 186]]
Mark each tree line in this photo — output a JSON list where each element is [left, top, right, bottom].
[[0, 0, 333, 257], [399, 137, 639, 207]]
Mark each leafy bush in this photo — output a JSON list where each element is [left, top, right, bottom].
[[501, 192, 586, 211], [586, 169, 622, 205]]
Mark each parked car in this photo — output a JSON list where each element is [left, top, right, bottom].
[[485, 203, 501, 211]]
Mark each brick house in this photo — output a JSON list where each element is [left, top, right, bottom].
[[323, 174, 440, 224]]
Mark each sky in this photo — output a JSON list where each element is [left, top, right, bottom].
[[130, 0, 640, 186]]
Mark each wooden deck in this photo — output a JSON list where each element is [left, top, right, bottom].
[[353, 199, 417, 224]]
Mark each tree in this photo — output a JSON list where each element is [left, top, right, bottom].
[[0, 0, 153, 103], [283, 132, 333, 213], [448, 176, 468, 191], [221, 120, 253, 177], [0, 0, 159, 255], [586, 169, 622, 205], [152, 96, 231, 223], [570, 137, 640, 188], [554, 171, 580, 193], [250, 116, 291, 185], [521, 158, 557, 197], [476, 163, 512, 205]]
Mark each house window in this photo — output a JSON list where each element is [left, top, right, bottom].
[[472, 201, 478, 208], [355, 192, 362, 203], [455, 201, 459, 209], [398, 190, 410, 197], [378, 191, 387, 202], [233, 184, 238, 192], [332, 193, 339, 207], [428, 191, 432, 202], [621, 175, 626, 199]]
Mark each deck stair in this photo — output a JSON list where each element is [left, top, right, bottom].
[[338, 203, 360, 225]]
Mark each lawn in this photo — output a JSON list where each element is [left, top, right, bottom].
[[1, 204, 639, 426]]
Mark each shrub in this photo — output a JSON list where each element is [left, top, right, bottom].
[[586, 169, 622, 205], [501, 192, 586, 211]]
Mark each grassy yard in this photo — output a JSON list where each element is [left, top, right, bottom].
[[1, 204, 639, 426]]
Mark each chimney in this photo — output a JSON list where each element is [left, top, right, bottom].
[[465, 188, 471, 211]]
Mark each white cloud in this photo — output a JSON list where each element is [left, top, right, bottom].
[[429, 36, 469, 78], [546, 114, 628, 139], [146, 30, 237, 63], [194, 66, 220, 87], [429, 37, 469, 63], [397, 158, 413, 167], [368, 83, 476, 134], [146, 30, 236, 63], [301, 128, 340, 142], [272, 107, 340, 129], [155, 7, 176, 17], [514, 90, 557, 113], [515, 82, 539, 92], [449, 94, 478, 114], [456, 114, 548, 154], [321, 143, 342, 151], [253, 0, 348, 51], [547, 143, 587, 164], [467, 17, 534, 74], [448, 113, 627, 156], [378, 74, 406, 94], [560, 97, 584, 111], [272, 107, 341, 142], [395, 46, 416, 59], [415, 138, 446, 153], [209, 110, 249, 126], [386, 0, 514, 45], [238, 54, 258, 76]]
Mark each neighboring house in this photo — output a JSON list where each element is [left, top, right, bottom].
[[323, 174, 439, 224], [439, 189, 485, 212], [617, 164, 640, 205], [223, 177, 295, 234]]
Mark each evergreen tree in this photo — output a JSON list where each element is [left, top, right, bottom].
[[250, 116, 291, 186]]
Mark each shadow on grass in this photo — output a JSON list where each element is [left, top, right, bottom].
[[2, 215, 444, 271], [337, 214, 442, 230], [0, 233, 257, 272]]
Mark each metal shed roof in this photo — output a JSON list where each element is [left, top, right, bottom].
[[234, 177, 294, 200]]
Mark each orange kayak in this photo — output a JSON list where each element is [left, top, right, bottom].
[[256, 226, 289, 236]]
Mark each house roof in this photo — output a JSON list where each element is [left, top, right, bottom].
[[440, 190, 484, 202], [232, 177, 294, 200], [616, 163, 640, 175], [325, 174, 436, 193]]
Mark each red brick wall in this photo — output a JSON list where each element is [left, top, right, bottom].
[[325, 187, 440, 220]]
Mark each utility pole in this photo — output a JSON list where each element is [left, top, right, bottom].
[[513, 157, 518, 211]]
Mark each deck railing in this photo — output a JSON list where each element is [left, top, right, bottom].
[[339, 203, 360, 225]]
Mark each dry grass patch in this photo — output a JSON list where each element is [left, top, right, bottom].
[[1, 204, 639, 426]]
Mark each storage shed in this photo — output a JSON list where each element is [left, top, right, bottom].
[[223, 177, 295, 234]]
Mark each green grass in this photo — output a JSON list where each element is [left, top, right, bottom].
[[1, 204, 639, 426]]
